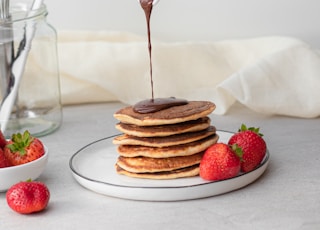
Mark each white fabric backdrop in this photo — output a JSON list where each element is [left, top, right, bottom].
[[53, 31, 320, 118]]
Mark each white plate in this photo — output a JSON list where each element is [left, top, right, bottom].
[[69, 131, 270, 201]]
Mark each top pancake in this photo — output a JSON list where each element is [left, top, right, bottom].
[[114, 101, 216, 126]]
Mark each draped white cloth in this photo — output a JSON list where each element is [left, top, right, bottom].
[[56, 31, 320, 118]]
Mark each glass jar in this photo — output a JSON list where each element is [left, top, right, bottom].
[[0, 1, 62, 137]]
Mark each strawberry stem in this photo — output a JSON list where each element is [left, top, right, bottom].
[[239, 123, 263, 137], [6, 130, 34, 156], [231, 144, 243, 161]]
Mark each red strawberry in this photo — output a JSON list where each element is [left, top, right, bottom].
[[0, 148, 11, 168], [4, 130, 45, 166], [0, 130, 7, 149], [200, 143, 241, 181], [6, 180, 50, 214], [228, 124, 267, 173]]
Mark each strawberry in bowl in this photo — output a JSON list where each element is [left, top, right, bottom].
[[4, 130, 45, 166], [0, 130, 48, 192]]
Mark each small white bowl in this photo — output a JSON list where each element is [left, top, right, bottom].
[[0, 145, 48, 192]]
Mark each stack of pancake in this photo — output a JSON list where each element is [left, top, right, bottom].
[[113, 101, 219, 179]]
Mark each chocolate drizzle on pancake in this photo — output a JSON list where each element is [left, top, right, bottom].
[[139, 0, 189, 113], [133, 97, 188, 114], [138, 1, 190, 113]]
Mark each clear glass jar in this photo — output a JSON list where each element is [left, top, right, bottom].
[[0, 1, 62, 137]]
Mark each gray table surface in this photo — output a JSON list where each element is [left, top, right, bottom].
[[1, 102, 319, 230]]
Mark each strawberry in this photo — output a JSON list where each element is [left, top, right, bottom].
[[228, 124, 267, 173], [0, 148, 11, 168], [0, 130, 7, 149], [4, 130, 45, 166], [200, 143, 241, 181], [6, 180, 50, 214]]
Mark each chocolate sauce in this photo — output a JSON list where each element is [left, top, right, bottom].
[[133, 97, 188, 114], [140, 0, 154, 99], [137, 0, 189, 114]]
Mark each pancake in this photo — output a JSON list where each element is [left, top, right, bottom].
[[115, 117, 211, 137], [113, 99, 217, 180], [113, 101, 215, 126], [113, 126, 216, 147], [115, 164, 200, 180], [117, 134, 219, 158], [116, 152, 204, 173]]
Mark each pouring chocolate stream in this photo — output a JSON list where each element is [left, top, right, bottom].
[[134, 0, 188, 114]]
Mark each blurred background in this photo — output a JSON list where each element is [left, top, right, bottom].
[[44, 0, 320, 48]]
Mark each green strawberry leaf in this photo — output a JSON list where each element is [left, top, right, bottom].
[[230, 144, 243, 161], [7, 130, 34, 156], [239, 123, 263, 137]]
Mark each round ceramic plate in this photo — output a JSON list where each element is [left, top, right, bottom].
[[69, 131, 270, 201]]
